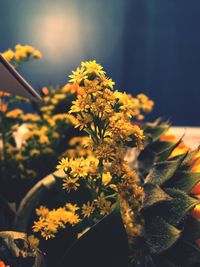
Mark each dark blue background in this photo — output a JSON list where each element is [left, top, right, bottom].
[[1, 0, 200, 126]]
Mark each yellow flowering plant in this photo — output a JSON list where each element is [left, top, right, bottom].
[[2, 44, 41, 67], [0, 45, 82, 203], [30, 60, 154, 266]]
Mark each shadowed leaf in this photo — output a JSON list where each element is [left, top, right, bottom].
[[162, 188, 200, 226], [143, 183, 172, 209], [145, 216, 181, 254], [167, 171, 200, 193], [145, 154, 186, 186]]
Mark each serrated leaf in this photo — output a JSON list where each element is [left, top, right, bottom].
[[145, 216, 181, 254], [167, 171, 200, 193], [182, 145, 200, 167], [145, 154, 186, 186], [56, 202, 129, 267], [156, 137, 184, 162], [143, 183, 172, 209], [161, 188, 200, 226]]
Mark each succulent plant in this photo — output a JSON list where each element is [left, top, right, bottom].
[[132, 120, 200, 267]]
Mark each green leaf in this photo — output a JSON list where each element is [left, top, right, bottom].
[[56, 202, 129, 267], [161, 188, 200, 226], [145, 154, 186, 186], [143, 183, 172, 209], [145, 216, 181, 254], [156, 137, 184, 162], [181, 145, 200, 167], [167, 171, 200, 193]]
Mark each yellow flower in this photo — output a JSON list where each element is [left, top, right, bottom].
[[36, 205, 49, 218], [6, 109, 23, 118], [65, 203, 80, 212], [39, 134, 49, 144], [57, 157, 70, 171], [82, 201, 95, 218], [100, 76, 115, 89], [2, 49, 14, 61], [95, 193, 113, 216], [102, 172, 112, 185], [66, 211, 80, 225], [62, 177, 80, 192], [32, 218, 46, 232], [33, 50, 42, 59], [69, 67, 88, 84], [81, 60, 105, 76], [22, 113, 40, 121]]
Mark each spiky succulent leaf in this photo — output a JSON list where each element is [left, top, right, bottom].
[[145, 154, 186, 186], [160, 188, 200, 227], [156, 137, 184, 162], [143, 183, 172, 209], [166, 171, 200, 193], [145, 216, 181, 254]]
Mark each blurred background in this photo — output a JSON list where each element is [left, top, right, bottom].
[[0, 0, 200, 126]]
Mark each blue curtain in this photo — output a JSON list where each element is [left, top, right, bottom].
[[0, 0, 200, 125]]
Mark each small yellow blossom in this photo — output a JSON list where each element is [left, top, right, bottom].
[[6, 109, 23, 118], [36, 206, 49, 218], [69, 67, 88, 84], [102, 172, 112, 185], [82, 202, 95, 218], [2, 49, 14, 61], [81, 60, 105, 76], [62, 177, 80, 192]]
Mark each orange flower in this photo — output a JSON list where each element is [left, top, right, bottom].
[[41, 87, 49, 95], [160, 131, 177, 143], [169, 142, 190, 159], [61, 83, 81, 94], [191, 182, 200, 195], [191, 204, 200, 219], [160, 131, 190, 159], [0, 260, 10, 267], [191, 158, 200, 173], [0, 103, 7, 112]]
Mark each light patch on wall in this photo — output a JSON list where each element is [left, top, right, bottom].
[[31, 7, 84, 63]]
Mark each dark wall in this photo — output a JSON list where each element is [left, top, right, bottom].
[[0, 0, 200, 126]]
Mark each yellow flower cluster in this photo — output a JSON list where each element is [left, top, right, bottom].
[[2, 44, 42, 64], [33, 204, 80, 240], [57, 156, 99, 192], [42, 61, 151, 241], [69, 61, 153, 163]]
